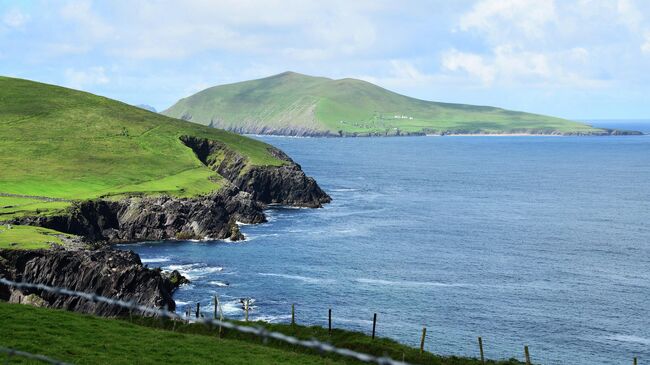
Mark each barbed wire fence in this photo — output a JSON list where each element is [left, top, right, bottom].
[[0, 277, 410, 365], [0, 346, 73, 365]]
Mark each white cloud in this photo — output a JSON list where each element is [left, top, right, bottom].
[[2, 8, 29, 28], [64, 67, 110, 89], [60, 0, 113, 39], [442, 50, 495, 84], [617, 0, 644, 32], [643, 35, 650, 54], [352, 60, 440, 90], [445, 0, 650, 88], [459, 0, 557, 42], [50, 0, 383, 61]]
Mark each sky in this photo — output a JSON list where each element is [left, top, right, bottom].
[[1, 0, 649, 119]]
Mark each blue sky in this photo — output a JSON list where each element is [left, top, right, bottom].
[[1, 0, 649, 119]]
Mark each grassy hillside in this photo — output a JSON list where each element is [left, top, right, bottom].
[[0, 302, 524, 364], [164, 71, 603, 136], [0, 76, 285, 221]]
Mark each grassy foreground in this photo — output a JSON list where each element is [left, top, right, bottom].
[[0, 302, 523, 365], [0, 76, 285, 221], [164, 71, 603, 136]]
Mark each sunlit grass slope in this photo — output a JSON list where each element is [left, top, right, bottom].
[[164, 71, 603, 135], [0, 76, 285, 220], [0, 225, 74, 249]]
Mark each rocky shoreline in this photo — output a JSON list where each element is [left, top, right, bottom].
[[0, 248, 184, 316], [9, 140, 331, 244], [231, 127, 644, 137], [1, 140, 331, 316]]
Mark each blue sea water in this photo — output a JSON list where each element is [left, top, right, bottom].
[[123, 121, 650, 365]]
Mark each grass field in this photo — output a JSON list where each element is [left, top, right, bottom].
[[164, 71, 603, 136], [0, 302, 524, 365], [0, 225, 74, 249], [0, 76, 286, 221]]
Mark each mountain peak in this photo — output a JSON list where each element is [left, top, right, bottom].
[[273, 71, 305, 78]]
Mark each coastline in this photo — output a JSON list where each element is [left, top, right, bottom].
[[244, 130, 645, 138]]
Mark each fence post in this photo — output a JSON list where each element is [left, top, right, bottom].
[[195, 302, 200, 318], [524, 345, 531, 365], [213, 295, 217, 319], [634, 357, 637, 365], [420, 327, 427, 354], [245, 299, 249, 322], [328, 308, 332, 336], [217, 296, 223, 337], [372, 313, 377, 340], [291, 304, 295, 326], [478, 337, 485, 364]]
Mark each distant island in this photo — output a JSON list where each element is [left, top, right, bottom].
[[163, 71, 642, 137], [135, 104, 157, 112]]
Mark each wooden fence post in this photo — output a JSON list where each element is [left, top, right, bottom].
[[217, 296, 224, 337], [371, 313, 377, 340], [291, 304, 295, 326], [420, 327, 427, 354], [213, 295, 217, 319], [245, 299, 249, 322], [634, 357, 637, 365], [478, 337, 485, 364], [195, 302, 200, 318], [524, 345, 531, 365], [328, 308, 332, 336]]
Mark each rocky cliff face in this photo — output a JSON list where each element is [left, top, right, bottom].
[[10, 137, 330, 243], [180, 136, 331, 208], [14, 186, 265, 243], [0, 248, 181, 316]]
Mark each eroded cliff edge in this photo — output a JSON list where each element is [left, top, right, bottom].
[[0, 248, 184, 317], [180, 135, 331, 208], [14, 186, 265, 243], [9, 137, 331, 244]]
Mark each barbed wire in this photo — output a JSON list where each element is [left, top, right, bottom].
[[0, 346, 73, 365], [0, 277, 410, 365]]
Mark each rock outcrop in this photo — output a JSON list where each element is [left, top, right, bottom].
[[5, 136, 330, 244], [13, 186, 265, 243], [0, 248, 180, 316], [180, 136, 331, 208]]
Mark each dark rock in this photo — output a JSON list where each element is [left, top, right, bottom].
[[7, 136, 329, 243], [180, 136, 331, 208], [163, 269, 190, 291], [13, 187, 265, 244], [0, 248, 182, 316]]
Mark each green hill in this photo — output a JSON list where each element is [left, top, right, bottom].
[[163, 71, 608, 136], [0, 76, 285, 221]]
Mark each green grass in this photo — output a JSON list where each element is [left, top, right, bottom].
[[0, 302, 524, 365], [163, 71, 603, 136], [0, 225, 74, 249], [0, 76, 285, 219], [0, 302, 348, 365], [0, 196, 71, 221]]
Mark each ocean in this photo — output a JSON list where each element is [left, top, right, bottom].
[[122, 120, 650, 364]]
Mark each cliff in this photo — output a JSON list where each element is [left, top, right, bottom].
[[13, 186, 265, 243], [180, 136, 331, 208], [0, 248, 183, 316], [7, 135, 331, 244]]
